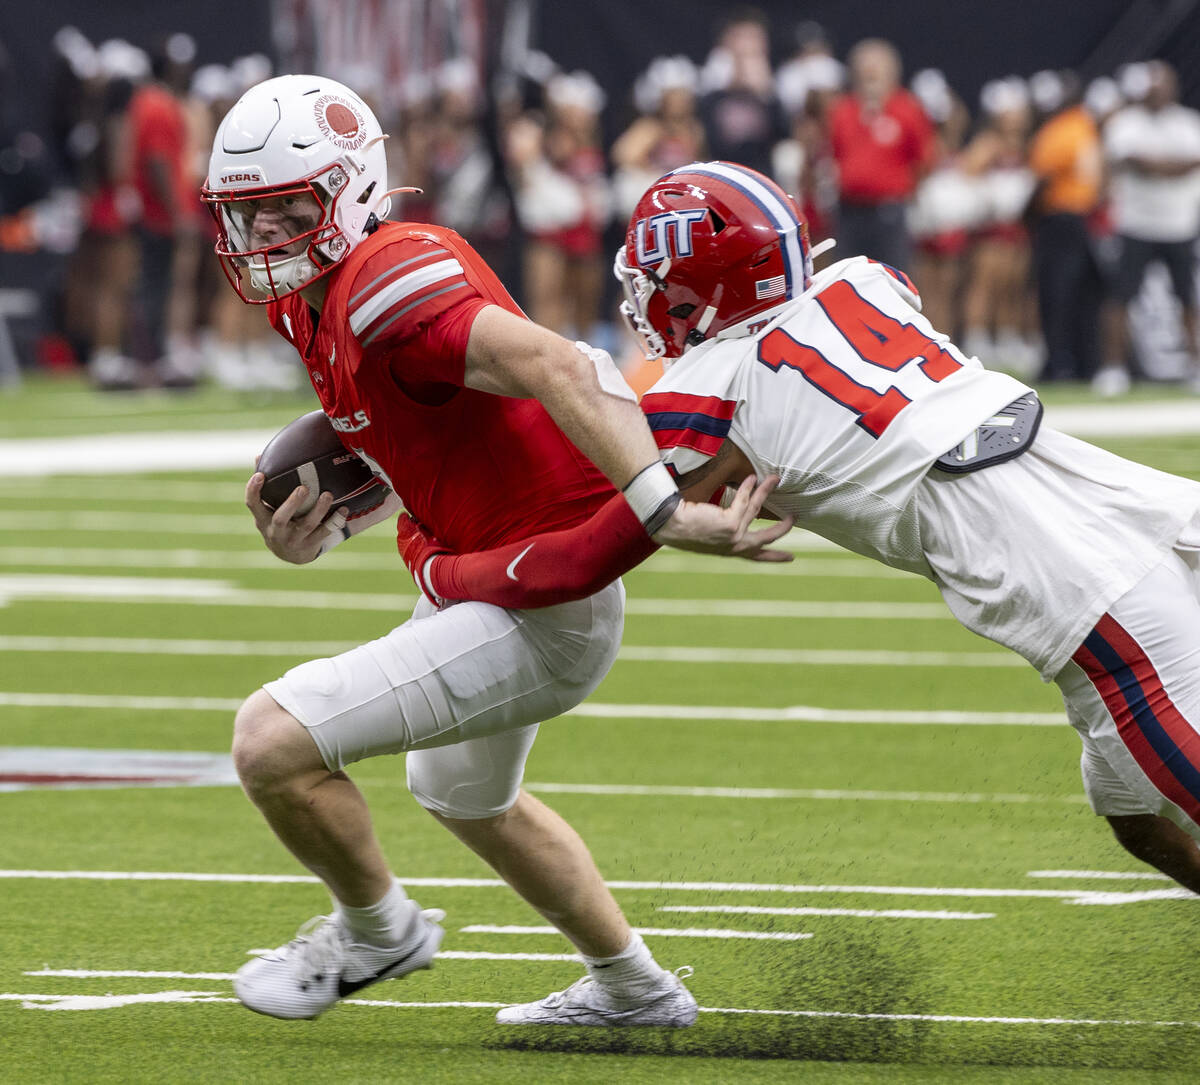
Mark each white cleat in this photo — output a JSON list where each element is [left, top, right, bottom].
[[233, 908, 445, 1019], [496, 966, 698, 1027]]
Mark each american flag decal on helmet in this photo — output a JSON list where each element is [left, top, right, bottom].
[[755, 275, 786, 300]]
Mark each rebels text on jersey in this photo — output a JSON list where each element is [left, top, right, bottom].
[[267, 221, 612, 552]]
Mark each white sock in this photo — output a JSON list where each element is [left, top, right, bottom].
[[335, 880, 417, 948], [582, 932, 667, 999]]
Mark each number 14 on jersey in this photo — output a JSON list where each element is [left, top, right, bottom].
[[757, 280, 963, 438]]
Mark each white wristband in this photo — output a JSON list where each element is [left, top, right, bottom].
[[418, 555, 446, 608], [623, 461, 681, 535]]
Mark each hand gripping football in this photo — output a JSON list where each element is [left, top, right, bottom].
[[257, 409, 391, 519]]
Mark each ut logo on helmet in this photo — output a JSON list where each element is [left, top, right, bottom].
[[635, 209, 708, 265]]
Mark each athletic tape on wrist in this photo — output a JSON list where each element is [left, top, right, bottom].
[[419, 555, 446, 608], [318, 519, 352, 555], [623, 461, 681, 535]]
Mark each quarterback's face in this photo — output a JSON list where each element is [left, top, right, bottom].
[[231, 191, 323, 256]]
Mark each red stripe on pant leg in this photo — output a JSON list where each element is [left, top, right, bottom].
[[1073, 629, 1200, 824], [1093, 614, 1200, 798], [1072, 641, 1183, 805]]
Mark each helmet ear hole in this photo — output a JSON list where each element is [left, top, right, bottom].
[[708, 210, 726, 234], [667, 302, 696, 318]]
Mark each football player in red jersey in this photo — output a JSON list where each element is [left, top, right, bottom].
[[201, 76, 792, 1024], [400, 161, 1200, 901]]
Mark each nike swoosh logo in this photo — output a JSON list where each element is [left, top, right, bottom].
[[506, 543, 535, 581], [336, 942, 426, 998]]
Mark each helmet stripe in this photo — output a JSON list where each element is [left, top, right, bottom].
[[681, 162, 806, 296]]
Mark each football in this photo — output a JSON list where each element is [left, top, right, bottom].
[[257, 409, 391, 519]]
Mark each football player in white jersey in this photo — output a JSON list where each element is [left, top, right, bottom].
[[398, 160, 1200, 896]]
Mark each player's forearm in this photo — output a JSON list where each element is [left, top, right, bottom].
[[517, 338, 664, 491], [430, 493, 658, 608], [464, 305, 666, 491]]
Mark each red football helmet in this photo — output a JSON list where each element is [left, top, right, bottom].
[[615, 161, 812, 359]]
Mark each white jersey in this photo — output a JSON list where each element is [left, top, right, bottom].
[[643, 257, 1031, 576], [642, 256, 1200, 677]]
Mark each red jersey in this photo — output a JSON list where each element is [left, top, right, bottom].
[[268, 221, 613, 552], [127, 84, 191, 235], [829, 89, 934, 204]]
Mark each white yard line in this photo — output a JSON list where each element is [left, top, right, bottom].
[[0, 511, 857, 556], [0, 510, 251, 534], [0, 634, 1022, 669], [0, 693, 244, 711], [0, 691, 1062, 725], [0, 480, 243, 503], [0, 546, 911, 579], [0, 548, 394, 571], [1041, 400, 1200, 437], [618, 646, 1022, 667], [658, 905, 994, 920], [30, 969, 238, 981], [460, 924, 814, 942], [0, 635, 359, 656], [4, 401, 1197, 480], [521, 782, 1080, 804], [0, 430, 274, 478], [26, 952, 583, 978], [562, 703, 1064, 725], [0, 868, 1190, 904], [0, 572, 952, 618], [0, 747, 1077, 804], [4, 989, 1196, 1026], [1027, 869, 1173, 881]]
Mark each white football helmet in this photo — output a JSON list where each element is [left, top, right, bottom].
[[201, 74, 391, 303]]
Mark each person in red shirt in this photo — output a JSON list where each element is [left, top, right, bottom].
[[202, 74, 788, 1027], [828, 38, 935, 272], [125, 35, 199, 386]]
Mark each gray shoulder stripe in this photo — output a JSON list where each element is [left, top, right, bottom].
[[360, 280, 471, 346], [349, 249, 450, 307]]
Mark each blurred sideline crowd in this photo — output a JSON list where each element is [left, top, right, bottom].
[[2, 8, 1200, 397]]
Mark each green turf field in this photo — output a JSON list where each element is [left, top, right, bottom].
[[2, 375, 1199, 1083]]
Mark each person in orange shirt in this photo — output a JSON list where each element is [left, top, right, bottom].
[[1027, 72, 1105, 381]]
